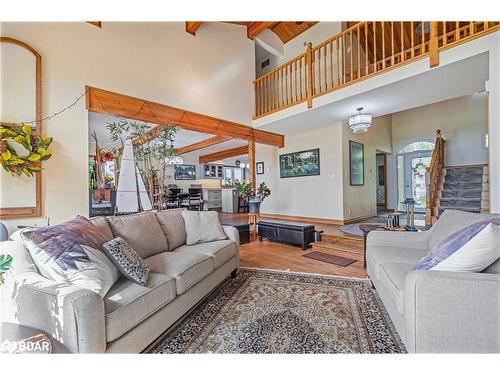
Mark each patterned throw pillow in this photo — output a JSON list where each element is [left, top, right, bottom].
[[21, 215, 120, 297], [102, 237, 150, 286], [414, 218, 500, 271]]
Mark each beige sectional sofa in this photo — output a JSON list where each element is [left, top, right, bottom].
[[0, 209, 240, 353], [366, 210, 499, 353]]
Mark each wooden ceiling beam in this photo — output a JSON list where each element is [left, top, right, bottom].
[[186, 22, 204, 35], [87, 21, 102, 28], [176, 135, 231, 155], [85, 86, 284, 148], [247, 22, 278, 39], [199, 145, 248, 164]]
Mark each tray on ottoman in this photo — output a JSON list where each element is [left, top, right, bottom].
[[257, 220, 315, 250]]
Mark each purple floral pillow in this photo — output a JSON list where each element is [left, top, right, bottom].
[[413, 218, 500, 270], [21, 215, 119, 296]]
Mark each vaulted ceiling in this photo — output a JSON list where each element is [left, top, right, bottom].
[[186, 21, 317, 42]]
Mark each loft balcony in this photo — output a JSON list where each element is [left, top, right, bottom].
[[253, 21, 500, 119]]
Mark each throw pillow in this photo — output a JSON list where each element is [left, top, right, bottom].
[[431, 223, 500, 272], [102, 237, 150, 286], [181, 211, 227, 245], [414, 218, 500, 271], [21, 216, 120, 296]]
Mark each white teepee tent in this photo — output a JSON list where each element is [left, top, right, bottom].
[[115, 139, 152, 213]]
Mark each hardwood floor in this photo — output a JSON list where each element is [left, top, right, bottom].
[[220, 212, 367, 279]]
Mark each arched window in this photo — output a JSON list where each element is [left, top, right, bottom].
[[398, 141, 434, 154]]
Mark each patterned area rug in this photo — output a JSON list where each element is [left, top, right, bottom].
[[146, 269, 406, 353]]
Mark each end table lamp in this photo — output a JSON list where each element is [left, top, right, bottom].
[[403, 198, 417, 232]]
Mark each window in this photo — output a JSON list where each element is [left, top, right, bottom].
[[399, 141, 434, 154]]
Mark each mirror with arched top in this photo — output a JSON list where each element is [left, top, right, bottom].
[[0, 37, 42, 219]]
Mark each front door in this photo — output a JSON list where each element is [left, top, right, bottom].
[[403, 153, 432, 212]]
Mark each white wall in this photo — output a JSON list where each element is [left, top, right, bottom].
[[0, 22, 255, 232], [256, 123, 344, 221], [342, 115, 392, 221], [392, 95, 488, 166]]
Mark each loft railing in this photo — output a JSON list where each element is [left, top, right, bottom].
[[426, 129, 445, 226], [253, 21, 500, 118]]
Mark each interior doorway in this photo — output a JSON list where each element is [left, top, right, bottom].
[[375, 152, 388, 213], [397, 141, 435, 213]]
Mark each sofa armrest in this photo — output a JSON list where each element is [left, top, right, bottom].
[[3, 271, 106, 353], [404, 270, 500, 353], [367, 230, 430, 250], [222, 225, 240, 266]]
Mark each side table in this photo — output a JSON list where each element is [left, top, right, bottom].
[[248, 213, 259, 240]]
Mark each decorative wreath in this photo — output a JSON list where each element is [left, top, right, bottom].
[[0, 124, 53, 177]]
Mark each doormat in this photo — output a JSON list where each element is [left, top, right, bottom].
[[303, 251, 357, 267]]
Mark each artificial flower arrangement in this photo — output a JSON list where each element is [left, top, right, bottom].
[[0, 124, 53, 177]]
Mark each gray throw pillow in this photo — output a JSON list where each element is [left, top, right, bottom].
[[181, 211, 227, 245], [103, 237, 150, 286]]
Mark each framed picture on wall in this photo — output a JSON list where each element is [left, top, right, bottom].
[[256, 162, 264, 175], [279, 148, 320, 178], [174, 164, 196, 180], [349, 141, 364, 186]]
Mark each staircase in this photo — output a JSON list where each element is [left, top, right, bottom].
[[438, 166, 484, 214]]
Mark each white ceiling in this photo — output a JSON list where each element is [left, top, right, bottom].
[[89, 112, 213, 150], [88, 112, 249, 163], [256, 52, 489, 135]]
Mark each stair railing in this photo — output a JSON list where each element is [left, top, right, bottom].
[[253, 21, 500, 119], [426, 129, 445, 225]]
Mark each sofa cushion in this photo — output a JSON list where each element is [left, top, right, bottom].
[[107, 212, 168, 258], [367, 245, 427, 280], [145, 251, 213, 295], [104, 272, 176, 342], [155, 209, 187, 251], [89, 216, 114, 241], [379, 263, 415, 314], [181, 211, 227, 245], [175, 239, 237, 269]]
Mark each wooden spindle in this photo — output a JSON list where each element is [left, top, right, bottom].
[[421, 21, 425, 54], [411, 21, 415, 58], [455, 21, 459, 41], [306, 42, 313, 108], [357, 24, 361, 79], [323, 45, 327, 92], [442, 21, 447, 46], [295, 59, 298, 102], [401, 21, 405, 62], [350, 30, 354, 81], [374, 22, 378, 71], [342, 33, 346, 84], [391, 22, 395, 65], [336, 37, 340, 86], [469, 21, 474, 36], [382, 21, 386, 68], [365, 24, 369, 76], [330, 41, 333, 89]]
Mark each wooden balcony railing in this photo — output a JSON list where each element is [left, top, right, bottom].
[[254, 21, 500, 118], [426, 129, 445, 226]]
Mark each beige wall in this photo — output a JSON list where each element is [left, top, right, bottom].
[[1, 22, 254, 232], [392, 94, 488, 166], [342, 115, 393, 221], [256, 123, 344, 221]]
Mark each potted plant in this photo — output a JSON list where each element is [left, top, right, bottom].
[[235, 181, 271, 214]]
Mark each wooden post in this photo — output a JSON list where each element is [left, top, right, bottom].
[[248, 140, 256, 189], [429, 21, 439, 68], [306, 42, 313, 108]]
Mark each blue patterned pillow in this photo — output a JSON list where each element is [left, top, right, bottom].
[[21, 216, 120, 296], [102, 237, 150, 286]]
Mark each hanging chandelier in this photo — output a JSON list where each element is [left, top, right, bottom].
[[348, 107, 372, 133], [165, 140, 184, 165]]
